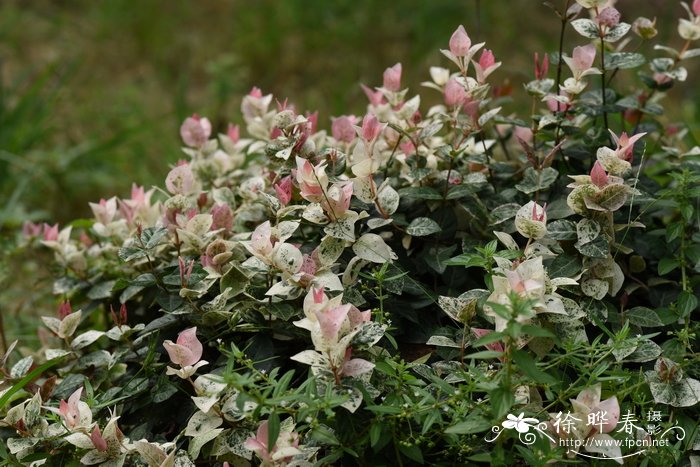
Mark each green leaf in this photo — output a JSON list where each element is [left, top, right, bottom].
[[471, 332, 505, 347], [666, 222, 684, 242], [445, 253, 487, 268], [520, 325, 556, 339], [547, 254, 582, 278], [87, 280, 117, 300], [406, 217, 442, 237], [490, 386, 514, 419], [267, 412, 280, 454], [446, 184, 476, 199], [512, 350, 558, 385], [369, 423, 382, 447], [445, 414, 492, 434], [677, 291, 698, 318], [421, 410, 442, 434], [156, 292, 184, 312], [268, 303, 299, 321], [625, 307, 664, 327], [399, 443, 424, 464], [423, 244, 457, 274], [490, 203, 520, 225], [0, 356, 66, 410], [397, 186, 442, 200], [465, 351, 503, 359], [658, 258, 679, 275]]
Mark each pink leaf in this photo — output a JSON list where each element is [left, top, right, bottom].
[[444, 79, 466, 106], [43, 223, 59, 242], [163, 341, 194, 367], [479, 49, 496, 69], [315, 304, 351, 341], [227, 124, 240, 144], [274, 176, 293, 206], [592, 396, 620, 434], [361, 114, 382, 142], [382, 63, 402, 92], [175, 327, 203, 365], [572, 44, 596, 74], [342, 358, 375, 377], [251, 221, 273, 256], [449, 25, 471, 57], [590, 161, 609, 188], [331, 115, 357, 143], [91, 426, 108, 452], [165, 164, 194, 195], [360, 84, 384, 106], [180, 115, 211, 147]]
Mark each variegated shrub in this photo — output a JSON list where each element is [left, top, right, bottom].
[[2, 1, 700, 465]]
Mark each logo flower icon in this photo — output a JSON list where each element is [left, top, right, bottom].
[[502, 413, 540, 433]]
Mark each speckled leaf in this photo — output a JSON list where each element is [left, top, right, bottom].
[[317, 236, 345, 266], [546, 219, 577, 240], [581, 278, 609, 299], [377, 185, 400, 216], [646, 368, 700, 407], [625, 307, 663, 327], [575, 235, 609, 258], [188, 428, 224, 459], [71, 331, 105, 350], [576, 219, 601, 244], [353, 233, 397, 263], [570, 18, 600, 39], [219, 265, 249, 296], [603, 22, 630, 42], [324, 214, 358, 242], [10, 356, 33, 379], [515, 167, 558, 194], [347, 323, 384, 350], [58, 310, 82, 338], [626, 340, 661, 362], [407, 217, 442, 237], [185, 411, 223, 437]]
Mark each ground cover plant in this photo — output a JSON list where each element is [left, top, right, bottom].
[[1, 0, 700, 465]]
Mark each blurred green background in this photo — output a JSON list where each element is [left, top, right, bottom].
[[1, 0, 696, 226], [0, 0, 698, 348]]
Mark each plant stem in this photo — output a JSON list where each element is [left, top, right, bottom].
[[599, 34, 610, 138], [554, 0, 571, 145], [0, 307, 7, 355]]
